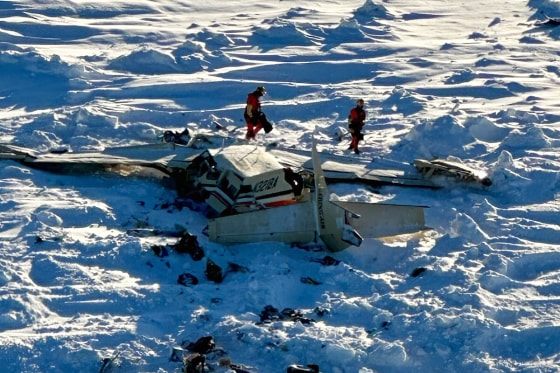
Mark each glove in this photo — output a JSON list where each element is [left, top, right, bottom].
[[251, 115, 258, 125]]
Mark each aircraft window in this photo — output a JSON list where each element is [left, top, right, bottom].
[[239, 185, 252, 194], [219, 178, 238, 199]]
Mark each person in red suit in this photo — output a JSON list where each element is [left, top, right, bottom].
[[244, 86, 272, 139], [348, 99, 366, 154]]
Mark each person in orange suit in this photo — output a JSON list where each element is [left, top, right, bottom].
[[348, 99, 366, 154], [244, 86, 268, 139]]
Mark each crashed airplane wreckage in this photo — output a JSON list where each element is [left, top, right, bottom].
[[204, 140, 428, 252], [0, 133, 488, 251]]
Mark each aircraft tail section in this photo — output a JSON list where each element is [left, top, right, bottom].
[[312, 138, 362, 252], [333, 201, 428, 238]]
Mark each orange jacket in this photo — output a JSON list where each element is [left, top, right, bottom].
[[349, 106, 366, 127], [245, 93, 261, 118]]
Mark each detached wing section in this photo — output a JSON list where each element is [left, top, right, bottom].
[[268, 147, 437, 189], [0, 142, 201, 175], [414, 158, 492, 186]]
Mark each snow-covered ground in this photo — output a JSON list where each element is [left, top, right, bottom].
[[1, 0, 560, 372]]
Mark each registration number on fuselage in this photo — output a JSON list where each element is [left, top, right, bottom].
[[253, 176, 279, 193]]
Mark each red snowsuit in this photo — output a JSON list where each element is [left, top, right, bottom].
[[348, 105, 366, 152], [244, 91, 263, 138]]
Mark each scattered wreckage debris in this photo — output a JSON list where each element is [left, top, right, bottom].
[[205, 258, 223, 283], [173, 232, 205, 261], [174, 259, 246, 287], [414, 158, 492, 186], [184, 336, 216, 355], [151, 244, 169, 258], [171, 335, 255, 373], [155, 232, 248, 286], [310, 255, 340, 266], [148, 231, 205, 260], [172, 330, 323, 372], [258, 305, 315, 325]]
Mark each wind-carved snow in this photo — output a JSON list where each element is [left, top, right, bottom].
[[1, 0, 560, 372]]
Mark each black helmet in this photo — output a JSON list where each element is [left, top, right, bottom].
[[256, 86, 267, 95]]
